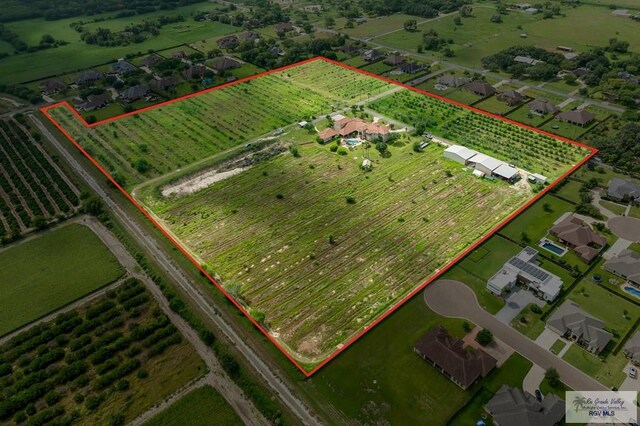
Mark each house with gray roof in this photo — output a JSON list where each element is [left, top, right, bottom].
[[546, 301, 612, 354], [120, 84, 149, 102], [529, 98, 559, 115], [556, 109, 595, 126], [443, 145, 478, 165], [485, 385, 565, 426], [109, 59, 137, 75], [549, 214, 606, 263], [468, 153, 502, 175], [604, 250, 640, 286], [607, 178, 640, 203], [497, 90, 524, 106], [623, 331, 640, 365], [487, 247, 562, 302], [438, 74, 471, 88], [465, 80, 497, 97]]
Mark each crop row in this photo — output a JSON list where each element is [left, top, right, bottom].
[[0, 119, 79, 238], [0, 279, 183, 424]]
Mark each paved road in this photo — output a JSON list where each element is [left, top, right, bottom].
[[424, 279, 606, 391], [31, 114, 322, 425]]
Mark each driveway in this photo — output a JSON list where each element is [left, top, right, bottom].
[[603, 237, 632, 260], [424, 280, 606, 391], [535, 328, 560, 350], [495, 288, 545, 324], [620, 362, 639, 392]]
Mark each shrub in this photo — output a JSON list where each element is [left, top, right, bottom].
[[530, 305, 542, 314], [476, 328, 493, 346], [345, 195, 356, 204], [337, 147, 348, 155], [545, 367, 560, 388], [329, 144, 339, 152]]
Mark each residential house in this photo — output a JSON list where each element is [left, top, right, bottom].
[[74, 71, 103, 86], [572, 67, 592, 79], [76, 94, 110, 111], [468, 153, 502, 175], [149, 76, 180, 91], [183, 64, 207, 80], [238, 31, 260, 41], [414, 326, 496, 390], [549, 214, 606, 262], [618, 71, 639, 85], [333, 117, 389, 141], [529, 98, 559, 115], [399, 62, 426, 74], [274, 22, 293, 34], [443, 145, 478, 165], [339, 44, 360, 55], [437, 75, 471, 88], [209, 56, 241, 72], [171, 50, 188, 59], [485, 385, 565, 426], [513, 55, 544, 65], [216, 35, 239, 49], [269, 46, 285, 56], [546, 301, 612, 354], [318, 128, 338, 143], [140, 55, 162, 68], [623, 331, 640, 365], [556, 109, 595, 127], [497, 90, 524, 106], [487, 247, 563, 302], [120, 84, 149, 102], [384, 53, 404, 66], [604, 250, 640, 286], [465, 80, 497, 97], [109, 59, 137, 75], [362, 49, 383, 62], [40, 79, 67, 94], [607, 178, 640, 202], [302, 4, 322, 12]]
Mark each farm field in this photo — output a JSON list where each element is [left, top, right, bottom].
[[0, 223, 124, 336], [46, 59, 393, 187], [0, 118, 80, 238], [368, 89, 589, 180], [0, 279, 207, 425], [45, 58, 594, 371], [145, 385, 242, 426]]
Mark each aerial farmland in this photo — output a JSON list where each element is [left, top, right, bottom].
[[44, 58, 593, 371]]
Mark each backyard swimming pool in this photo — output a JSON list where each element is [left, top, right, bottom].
[[538, 238, 567, 256], [345, 139, 360, 146], [624, 286, 640, 298]]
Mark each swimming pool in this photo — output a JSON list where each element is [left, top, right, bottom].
[[538, 238, 567, 256], [345, 139, 360, 146], [624, 286, 640, 298]]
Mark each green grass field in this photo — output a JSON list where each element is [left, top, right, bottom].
[[549, 339, 567, 355], [145, 386, 242, 426], [562, 344, 627, 388], [599, 199, 627, 216], [553, 179, 583, 204], [0, 4, 238, 84], [0, 223, 124, 336], [500, 194, 574, 244], [474, 95, 519, 116]]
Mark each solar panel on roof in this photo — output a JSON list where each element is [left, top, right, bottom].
[[508, 257, 550, 281]]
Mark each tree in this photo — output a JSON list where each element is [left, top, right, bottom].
[[476, 328, 493, 346], [81, 196, 103, 216], [403, 19, 418, 32], [490, 14, 503, 23], [413, 141, 423, 152], [460, 5, 473, 17], [375, 141, 388, 155], [324, 16, 335, 28], [462, 321, 472, 332], [454, 16, 462, 25], [328, 234, 335, 244], [545, 367, 560, 388], [564, 73, 577, 85], [521, 231, 530, 243]]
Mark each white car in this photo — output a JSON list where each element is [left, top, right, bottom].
[[629, 366, 637, 379]]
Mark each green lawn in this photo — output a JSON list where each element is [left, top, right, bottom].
[[553, 179, 582, 204], [474, 95, 519, 116], [440, 266, 506, 314], [511, 303, 547, 340], [456, 235, 522, 281], [342, 14, 426, 38], [360, 61, 395, 75], [562, 345, 628, 388], [540, 117, 598, 140], [540, 377, 572, 399], [542, 78, 581, 94], [505, 104, 552, 127], [549, 339, 567, 355], [0, 223, 124, 335], [449, 353, 533, 426], [144, 385, 242, 426], [569, 277, 640, 342], [630, 205, 640, 219], [599, 200, 627, 216], [307, 296, 471, 425], [500, 194, 574, 245], [444, 87, 483, 105]]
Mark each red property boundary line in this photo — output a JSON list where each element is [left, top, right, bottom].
[[41, 56, 598, 377]]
